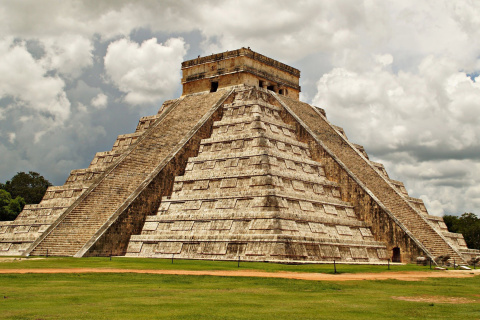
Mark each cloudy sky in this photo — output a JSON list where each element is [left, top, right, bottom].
[[1, 0, 479, 217]]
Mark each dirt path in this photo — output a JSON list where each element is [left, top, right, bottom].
[[1, 268, 479, 281]]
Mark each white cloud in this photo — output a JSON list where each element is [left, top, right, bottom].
[[104, 37, 187, 105], [7, 132, 15, 144], [91, 93, 108, 109], [40, 35, 93, 78], [0, 39, 70, 123], [313, 54, 480, 215]]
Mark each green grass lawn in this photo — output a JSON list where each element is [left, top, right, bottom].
[[0, 272, 479, 320], [0, 256, 439, 274]]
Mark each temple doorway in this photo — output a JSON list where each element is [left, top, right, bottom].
[[392, 247, 401, 262]]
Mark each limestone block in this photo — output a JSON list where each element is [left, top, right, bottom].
[[193, 180, 210, 190], [324, 205, 338, 215], [282, 127, 292, 136], [299, 201, 314, 212], [292, 180, 306, 191], [377, 248, 389, 259], [250, 219, 275, 230], [156, 222, 172, 230], [336, 226, 353, 236], [292, 145, 302, 155], [359, 228, 373, 237], [224, 158, 239, 167], [156, 242, 183, 254], [143, 222, 159, 231], [251, 176, 273, 186], [200, 242, 227, 255], [215, 199, 236, 209], [14, 226, 31, 233], [203, 160, 216, 169], [173, 182, 183, 192], [317, 167, 326, 177], [217, 126, 228, 134], [332, 189, 341, 198], [211, 220, 233, 230], [220, 178, 237, 188], [127, 242, 143, 253], [309, 222, 326, 233], [279, 220, 298, 231], [158, 202, 171, 212], [185, 162, 194, 171], [193, 221, 211, 230], [313, 184, 325, 194], [185, 200, 202, 210], [284, 159, 296, 170], [171, 221, 194, 231], [245, 242, 272, 256], [345, 207, 356, 217], [320, 245, 341, 258], [231, 140, 244, 149]]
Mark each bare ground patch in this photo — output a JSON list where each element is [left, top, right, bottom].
[[392, 295, 478, 304], [0, 268, 479, 281]]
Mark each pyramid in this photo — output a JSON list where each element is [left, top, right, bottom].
[[1, 48, 478, 264]]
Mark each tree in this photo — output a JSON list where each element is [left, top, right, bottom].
[[3, 171, 52, 204], [0, 189, 25, 221], [443, 213, 480, 250]]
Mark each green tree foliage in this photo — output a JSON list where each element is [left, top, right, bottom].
[[0, 189, 25, 221], [443, 213, 480, 250], [3, 171, 52, 204]]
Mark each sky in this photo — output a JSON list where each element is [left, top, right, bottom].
[[0, 0, 479, 217]]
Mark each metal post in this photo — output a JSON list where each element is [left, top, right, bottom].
[[171, 254, 174, 264], [333, 260, 336, 274], [429, 258, 432, 269], [237, 256, 240, 268], [388, 259, 390, 270], [46, 249, 48, 258], [453, 259, 456, 269]]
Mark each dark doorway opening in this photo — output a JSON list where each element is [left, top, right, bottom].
[[267, 85, 274, 91], [259, 80, 264, 88], [210, 81, 218, 92], [279, 89, 284, 95], [392, 247, 401, 262]]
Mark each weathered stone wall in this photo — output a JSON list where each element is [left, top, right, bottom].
[[85, 100, 227, 256], [182, 48, 300, 99]]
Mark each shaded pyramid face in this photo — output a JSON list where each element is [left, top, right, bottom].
[[127, 87, 390, 263]]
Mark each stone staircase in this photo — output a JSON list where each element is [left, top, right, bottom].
[[277, 94, 466, 263], [26, 90, 231, 257]]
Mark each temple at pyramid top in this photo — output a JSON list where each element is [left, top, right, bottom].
[[181, 47, 300, 99]]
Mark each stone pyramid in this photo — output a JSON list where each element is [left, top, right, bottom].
[[1, 48, 478, 264], [126, 87, 389, 263]]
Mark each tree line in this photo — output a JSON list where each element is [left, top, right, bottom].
[[0, 171, 51, 221], [443, 213, 480, 250]]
